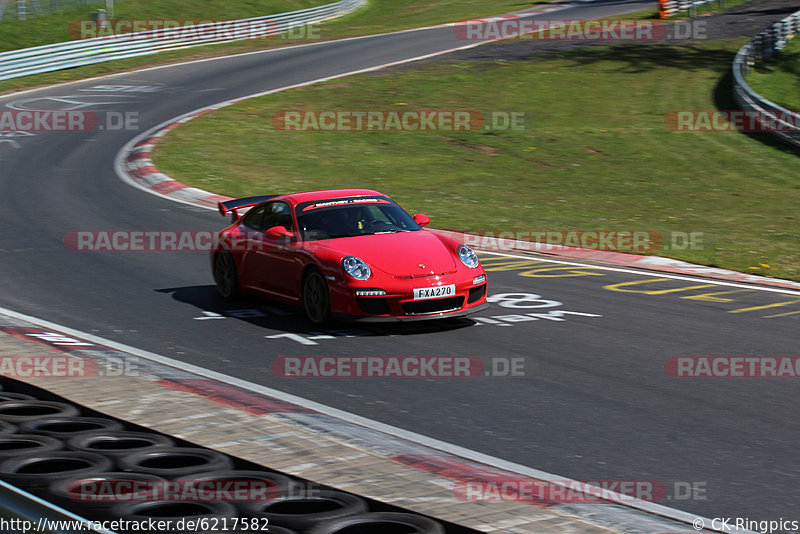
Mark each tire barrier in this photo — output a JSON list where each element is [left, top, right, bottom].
[[21, 416, 125, 438], [67, 431, 174, 459], [0, 400, 80, 422], [117, 447, 234, 478], [198, 528, 299, 534], [0, 377, 475, 534], [0, 434, 63, 459], [198, 528, 298, 534], [239, 490, 368, 531], [111, 501, 238, 533], [308, 512, 446, 534], [183, 469, 293, 502], [0, 451, 114, 492], [0, 392, 36, 402], [47, 472, 166, 516]]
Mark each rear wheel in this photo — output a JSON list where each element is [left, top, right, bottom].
[[214, 252, 240, 299], [303, 269, 330, 325]]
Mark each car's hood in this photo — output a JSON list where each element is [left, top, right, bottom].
[[315, 231, 458, 277]]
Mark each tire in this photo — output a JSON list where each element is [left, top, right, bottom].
[[0, 392, 36, 402], [21, 416, 125, 439], [0, 434, 63, 459], [214, 251, 241, 299], [47, 472, 166, 514], [67, 431, 174, 459], [181, 470, 292, 505], [198, 528, 297, 534], [0, 420, 18, 435], [0, 451, 114, 492], [118, 447, 233, 478], [239, 490, 367, 531], [112, 500, 237, 533], [303, 268, 330, 325], [0, 401, 80, 423], [307, 512, 445, 534]]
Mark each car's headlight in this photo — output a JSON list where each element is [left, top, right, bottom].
[[457, 244, 480, 268], [342, 256, 371, 280]]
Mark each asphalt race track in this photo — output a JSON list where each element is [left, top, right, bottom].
[[1, 0, 798, 526]]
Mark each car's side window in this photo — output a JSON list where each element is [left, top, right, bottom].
[[241, 204, 269, 230], [262, 201, 293, 232]]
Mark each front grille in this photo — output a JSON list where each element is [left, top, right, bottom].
[[401, 296, 464, 316], [357, 297, 391, 315], [468, 284, 486, 304]]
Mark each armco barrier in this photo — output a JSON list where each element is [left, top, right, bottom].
[[732, 10, 800, 149], [0, 0, 366, 81], [658, 0, 726, 18]]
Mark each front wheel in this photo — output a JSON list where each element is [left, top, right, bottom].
[[214, 251, 240, 299], [303, 269, 330, 325]]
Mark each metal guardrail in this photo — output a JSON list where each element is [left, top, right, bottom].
[[658, 0, 726, 18], [732, 10, 800, 148], [0, 0, 367, 81]]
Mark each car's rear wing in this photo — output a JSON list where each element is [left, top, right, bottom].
[[218, 195, 278, 221]]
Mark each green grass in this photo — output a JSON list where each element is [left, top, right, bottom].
[[153, 41, 800, 281], [0, 0, 329, 51], [0, 0, 548, 94], [747, 37, 800, 110]]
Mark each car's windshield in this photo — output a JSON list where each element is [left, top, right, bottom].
[[296, 196, 421, 241]]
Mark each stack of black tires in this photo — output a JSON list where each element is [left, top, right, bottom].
[[0, 379, 474, 534]]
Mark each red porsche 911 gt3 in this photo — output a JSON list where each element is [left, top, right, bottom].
[[211, 189, 488, 324]]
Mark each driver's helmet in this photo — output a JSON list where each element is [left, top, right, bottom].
[[343, 206, 367, 232]]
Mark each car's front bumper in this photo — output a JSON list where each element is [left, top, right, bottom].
[[328, 271, 488, 321], [338, 301, 489, 323]]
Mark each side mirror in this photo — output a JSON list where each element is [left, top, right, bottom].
[[265, 226, 295, 239], [414, 214, 430, 227]]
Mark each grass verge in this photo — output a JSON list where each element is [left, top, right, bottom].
[[0, 0, 329, 51], [153, 40, 800, 281]]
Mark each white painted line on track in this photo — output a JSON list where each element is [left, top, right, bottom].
[[479, 251, 800, 297]]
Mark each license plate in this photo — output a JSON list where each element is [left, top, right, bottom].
[[413, 284, 456, 300]]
